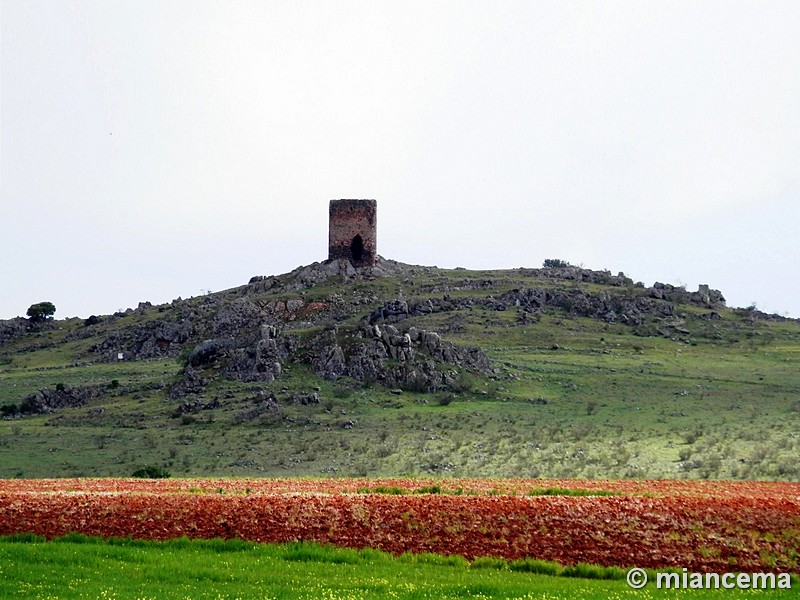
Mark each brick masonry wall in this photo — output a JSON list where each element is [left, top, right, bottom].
[[328, 199, 377, 267]]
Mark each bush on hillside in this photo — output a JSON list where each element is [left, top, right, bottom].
[[131, 465, 171, 479]]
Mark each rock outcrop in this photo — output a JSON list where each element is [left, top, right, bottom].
[[310, 322, 490, 392], [0, 318, 31, 346], [88, 317, 195, 361], [10, 384, 104, 415], [497, 288, 679, 325]]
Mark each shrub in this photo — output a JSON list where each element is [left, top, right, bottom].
[[131, 465, 171, 479], [449, 373, 472, 394], [684, 428, 704, 444], [374, 485, 406, 494], [332, 383, 353, 399], [543, 259, 570, 269], [415, 485, 442, 494], [437, 393, 455, 406], [527, 488, 619, 497], [18, 396, 39, 415], [0, 404, 19, 417]]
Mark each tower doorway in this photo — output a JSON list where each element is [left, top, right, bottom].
[[350, 235, 364, 262]]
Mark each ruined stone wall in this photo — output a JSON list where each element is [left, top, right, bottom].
[[328, 199, 377, 267]]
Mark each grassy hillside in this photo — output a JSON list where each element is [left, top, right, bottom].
[[1, 259, 798, 479]]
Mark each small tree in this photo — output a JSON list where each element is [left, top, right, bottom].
[[542, 259, 570, 269], [26, 302, 56, 323]]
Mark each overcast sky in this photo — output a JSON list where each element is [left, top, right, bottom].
[[2, 1, 799, 320]]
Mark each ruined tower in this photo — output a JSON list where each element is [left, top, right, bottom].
[[328, 199, 377, 268]]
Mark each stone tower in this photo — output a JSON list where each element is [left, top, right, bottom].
[[328, 199, 377, 268]]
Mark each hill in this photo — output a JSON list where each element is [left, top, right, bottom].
[[1, 258, 798, 480]]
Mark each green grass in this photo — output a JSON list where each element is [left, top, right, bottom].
[[0, 535, 795, 599]]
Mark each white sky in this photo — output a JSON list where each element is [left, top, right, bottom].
[[1, 1, 799, 319]]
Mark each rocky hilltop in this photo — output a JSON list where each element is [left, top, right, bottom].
[[5, 258, 733, 403], [1, 258, 798, 480]]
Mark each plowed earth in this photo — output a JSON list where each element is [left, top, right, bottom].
[[1, 478, 798, 572]]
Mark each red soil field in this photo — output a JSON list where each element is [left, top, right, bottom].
[[1, 478, 798, 572]]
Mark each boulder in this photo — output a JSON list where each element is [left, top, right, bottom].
[[290, 392, 320, 405], [16, 384, 103, 415], [212, 298, 261, 337], [187, 339, 228, 368], [313, 344, 347, 381]]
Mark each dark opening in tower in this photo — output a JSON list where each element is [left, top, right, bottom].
[[350, 235, 364, 262]]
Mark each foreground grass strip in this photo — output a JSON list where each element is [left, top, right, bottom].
[[0, 535, 796, 599]]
